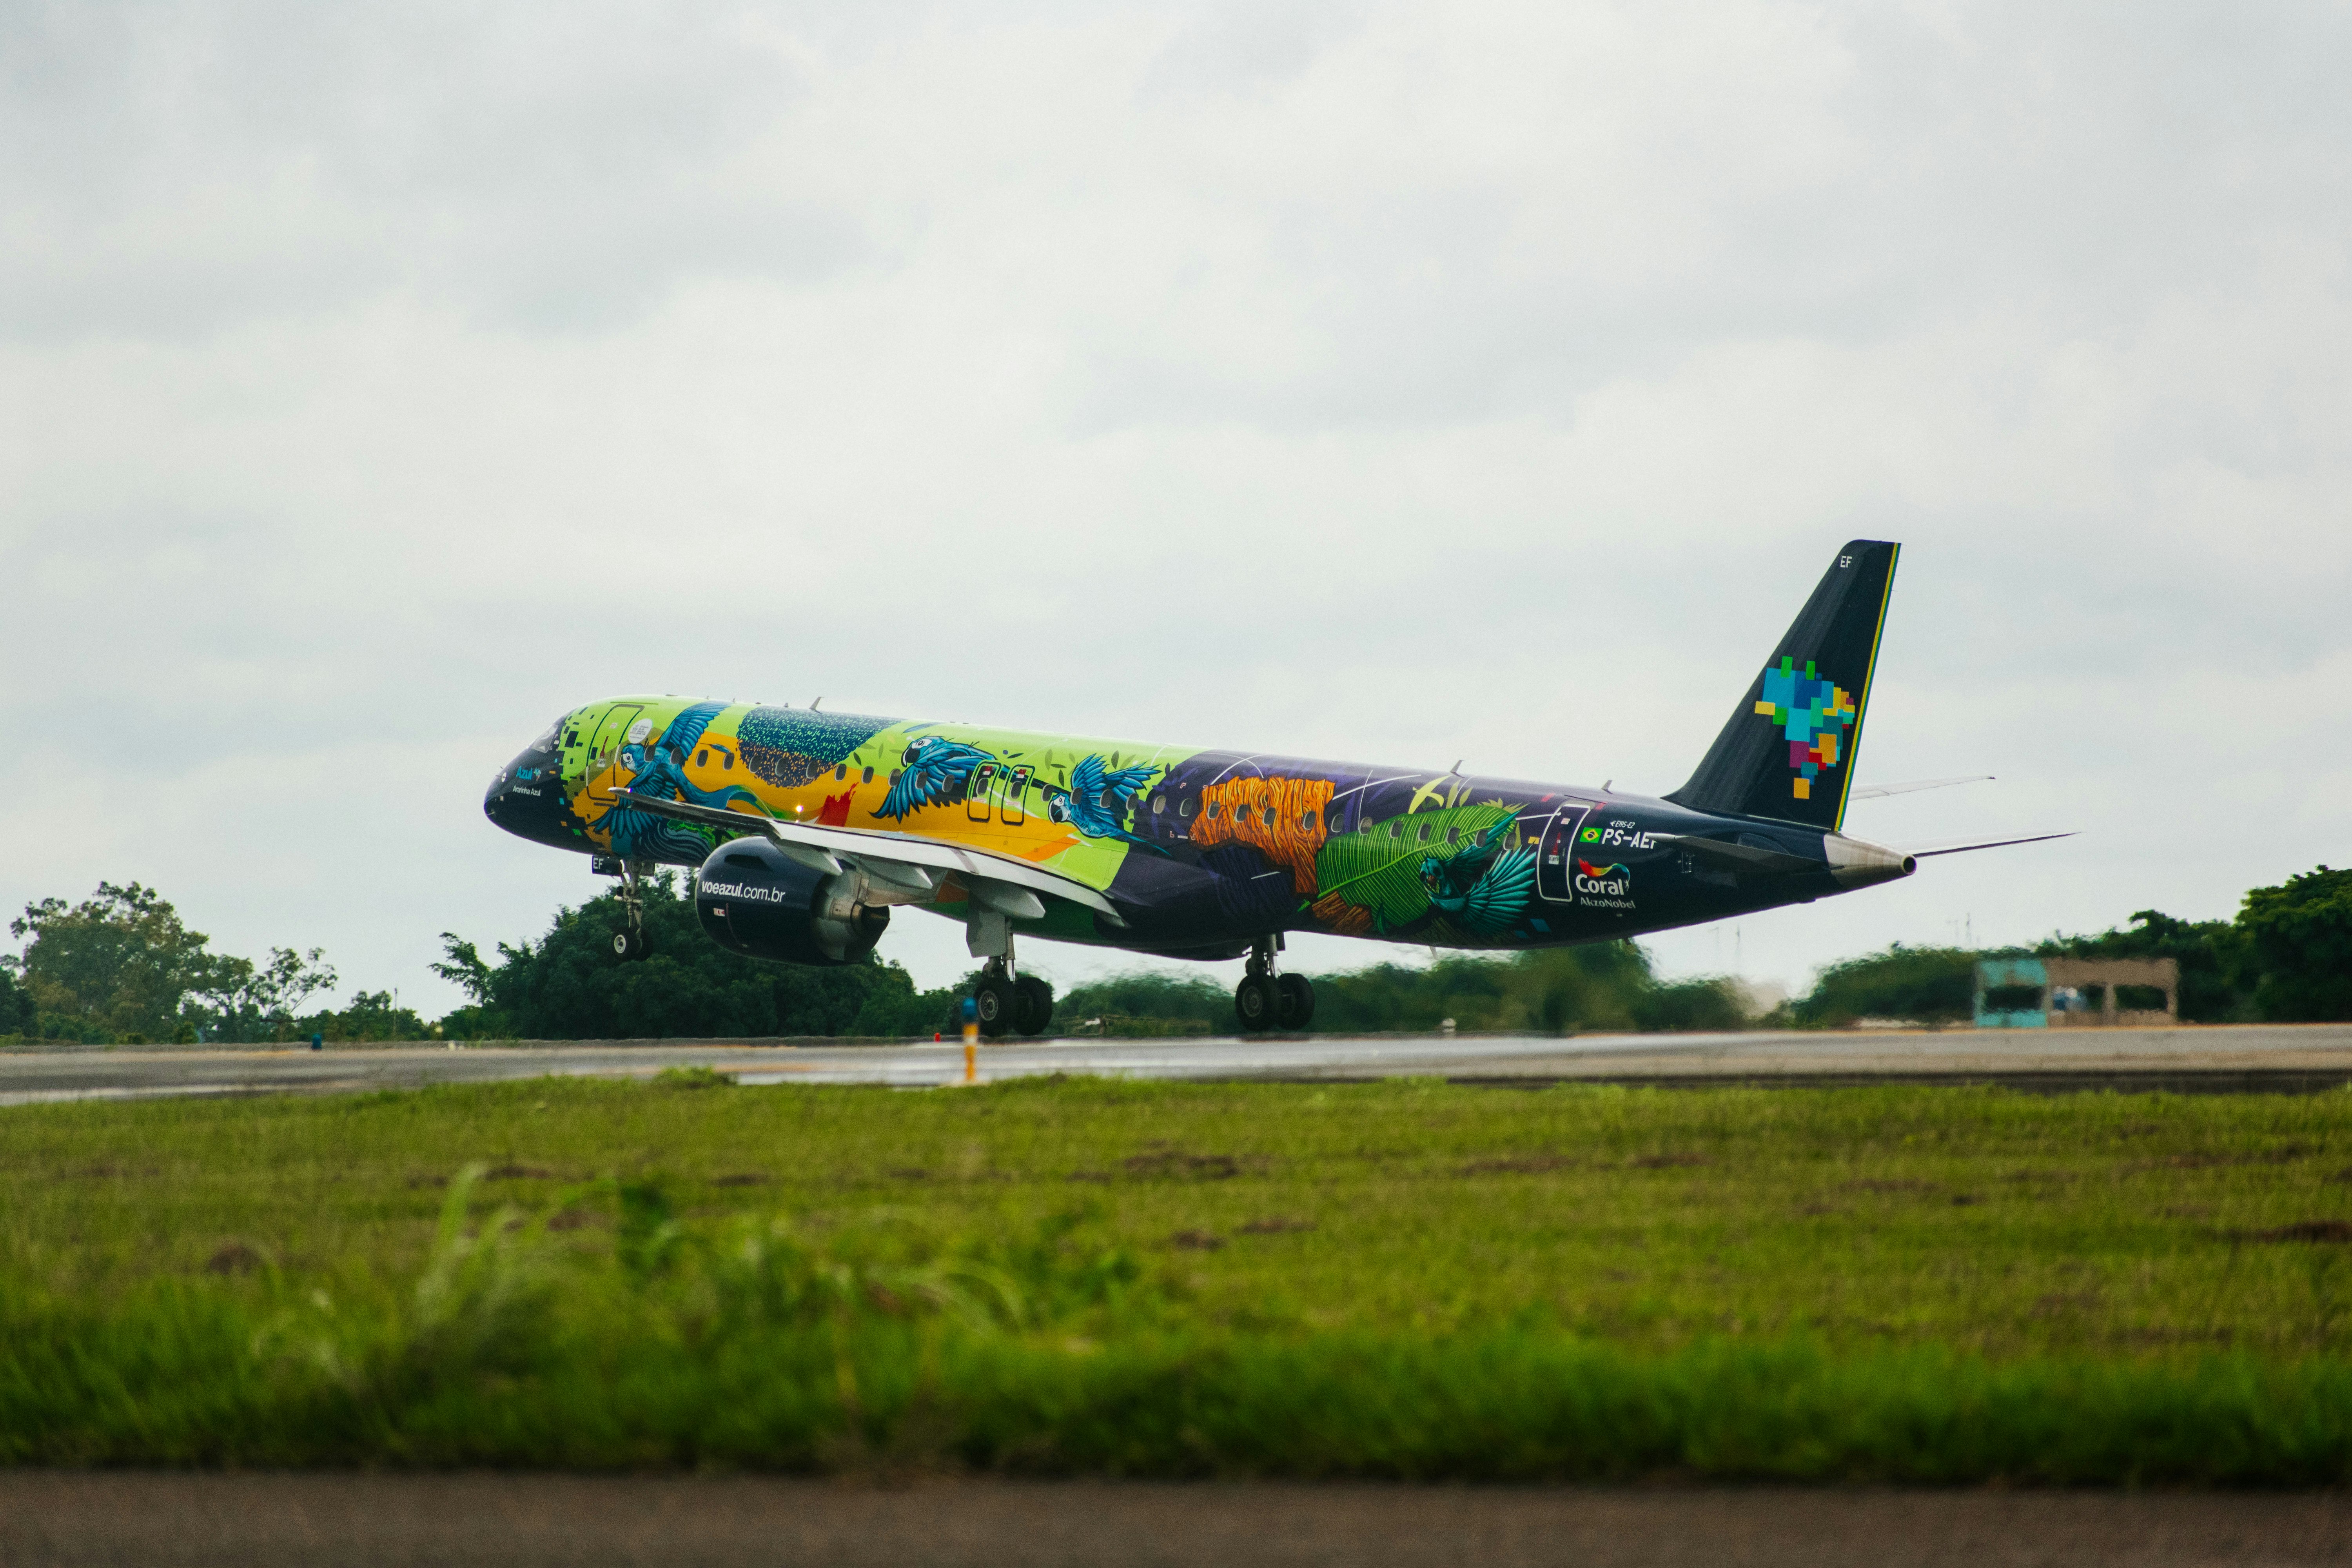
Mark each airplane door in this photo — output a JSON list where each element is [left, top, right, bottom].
[[584, 704, 644, 805], [1003, 766, 1031, 826], [966, 762, 998, 822], [1535, 801, 1599, 904]]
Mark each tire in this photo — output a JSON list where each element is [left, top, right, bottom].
[[1013, 976, 1055, 1037], [612, 930, 646, 961], [1277, 973, 1315, 1031], [974, 977, 1015, 1039], [1234, 974, 1280, 1033]]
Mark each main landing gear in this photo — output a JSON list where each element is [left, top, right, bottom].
[[605, 856, 651, 961], [1235, 936, 1313, 1034], [966, 915, 1053, 1040]]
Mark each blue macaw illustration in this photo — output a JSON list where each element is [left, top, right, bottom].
[[1420, 837, 1537, 934], [1043, 755, 1166, 853], [598, 702, 763, 863], [872, 734, 996, 822]]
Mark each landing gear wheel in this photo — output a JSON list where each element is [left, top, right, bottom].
[[612, 929, 647, 961], [1277, 973, 1315, 1031], [974, 977, 1015, 1039], [1234, 974, 1280, 1034], [1013, 976, 1054, 1037]]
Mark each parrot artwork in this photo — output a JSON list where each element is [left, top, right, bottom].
[[1044, 755, 1166, 853], [872, 734, 997, 822], [597, 701, 764, 862], [1418, 834, 1538, 935]]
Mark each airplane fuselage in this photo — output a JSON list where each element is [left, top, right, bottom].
[[483, 700, 1908, 962]]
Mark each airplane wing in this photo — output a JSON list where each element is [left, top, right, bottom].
[[1899, 830, 2075, 857], [611, 789, 1126, 926], [1847, 775, 1994, 801]]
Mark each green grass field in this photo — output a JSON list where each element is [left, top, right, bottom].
[[5, 1076, 2350, 1482]]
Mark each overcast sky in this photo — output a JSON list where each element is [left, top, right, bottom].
[[5, 1, 2348, 1014]]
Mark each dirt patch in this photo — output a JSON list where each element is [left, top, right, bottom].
[[1168, 1230, 1225, 1251], [205, 1242, 264, 1275], [2232, 1220, 2352, 1244], [1459, 1155, 1573, 1174], [546, 1210, 599, 1232], [2140, 1147, 2313, 1171], [1237, 1217, 1316, 1235], [1124, 1152, 1241, 1180]]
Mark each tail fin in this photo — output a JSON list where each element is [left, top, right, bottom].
[[1666, 540, 1899, 832]]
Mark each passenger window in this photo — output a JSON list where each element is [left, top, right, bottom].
[[890, 770, 902, 785], [1388, 821, 1402, 839], [1417, 824, 1432, 843], [1446, 827, 1460, 846], [1152, 797, 1165, 815], [1302, 810, 1318, 831], [1206, 802, 1221, 820], [1262, 806, 1276, 826], [835, 764, 847, 781], [1361, 819, 1375, 835], [1179, 799, 1194, 818], [696, 749, 708, 768], [862, 766, 874, 784]]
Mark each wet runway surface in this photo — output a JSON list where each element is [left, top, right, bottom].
[[3, 1472, 2348, 1568], [5, 1024, 2351, 1104]]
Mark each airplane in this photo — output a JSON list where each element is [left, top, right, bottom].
[[482, 540, 2061, 1037]]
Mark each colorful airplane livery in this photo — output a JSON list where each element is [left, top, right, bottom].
[[484, 541, 2055, 1036]]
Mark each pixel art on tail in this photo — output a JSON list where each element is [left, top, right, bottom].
[[1756, 656, 1857, 801]]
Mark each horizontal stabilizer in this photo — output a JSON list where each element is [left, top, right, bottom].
[[1652, 833, 1820, 876], [1901, 830, 2076, 858], [1849, 775, 1993, 801]]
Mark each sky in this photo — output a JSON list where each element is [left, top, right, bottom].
[[4, 0, 2348, 1015]]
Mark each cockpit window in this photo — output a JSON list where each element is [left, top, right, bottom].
[[528, 719, 561, 754]]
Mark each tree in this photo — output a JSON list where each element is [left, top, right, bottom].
[[9, 882, 233, 1041], [0, 965, 34, 1038], [1792, 944, 1980, 1027], [445, 873, 958, 1040], [2239, 866, 2352, 1022]]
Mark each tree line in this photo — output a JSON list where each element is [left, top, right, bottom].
[[4, 864, 2347, 1045]]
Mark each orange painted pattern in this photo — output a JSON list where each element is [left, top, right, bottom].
[[1190, 775, 1335, 895]]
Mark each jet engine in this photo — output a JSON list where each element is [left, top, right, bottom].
[[694, 838, 888, 967]]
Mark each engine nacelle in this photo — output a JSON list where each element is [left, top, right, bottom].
[[694, 839, 888, 967]]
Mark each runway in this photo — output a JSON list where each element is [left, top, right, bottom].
[[5, 1023, 2352, 1105]]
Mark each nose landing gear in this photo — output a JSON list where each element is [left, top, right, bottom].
[[607, 857, 652, 961], [1235, 936, 1314, 1034]]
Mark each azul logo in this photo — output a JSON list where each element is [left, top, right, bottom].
[[1573, 859, 1634, 907], [697, 879, 789, 904], [1754, 655, 1858, 803]]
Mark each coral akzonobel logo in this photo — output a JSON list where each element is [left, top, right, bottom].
[[1573, 860, 1634, 907]]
